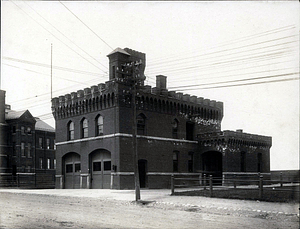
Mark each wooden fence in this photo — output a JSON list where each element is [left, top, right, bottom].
[[171, 173, 299, 199]]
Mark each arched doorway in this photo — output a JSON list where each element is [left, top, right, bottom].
[[138, 159, 147, 188], [202, 151, 222, 184], [63, 152, 81, 189], [89, 149, 111, 189]]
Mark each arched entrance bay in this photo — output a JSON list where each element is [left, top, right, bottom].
[[63, 152, 81, 189], [89, 149, 111, 189]]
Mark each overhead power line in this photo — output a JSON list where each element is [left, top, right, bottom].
[[3, 56, 108, 78], [148, 24, 296, 64], [178, 77, 299, 91], [169, 67, 298, 85], [3, 63, 101, 86], [59, 1, 114, 50], [24, 1, 108, 70], [9, 0, 107, 73], [149, 34, 298, 69], [152, 49, 296, 75], [168, 72, 299, 90]]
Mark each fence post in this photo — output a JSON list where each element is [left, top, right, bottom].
[[171, 174, 174, 195], [199, 173, 202, 186], [280, 172, 283, 187], [259, 175, 263, 199], [234, 175, 236, 189], [209, 175, 213, 197], [17, 173, 20, 187], [203, 174, 206, 190], [222, 174, 225, 186]]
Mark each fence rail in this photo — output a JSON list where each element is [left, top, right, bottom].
[[171, 174, 299, 200]]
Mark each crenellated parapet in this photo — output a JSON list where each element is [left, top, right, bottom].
[[198, 129, 272, 153], [51, 80, 118, 120]]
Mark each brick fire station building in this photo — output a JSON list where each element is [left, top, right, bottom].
[[51, 48, 272, 189]]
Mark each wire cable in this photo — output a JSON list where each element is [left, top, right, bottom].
[[9, 0, 107, 73], [24, 1, 108, 70], [59, 1, 114, 50]]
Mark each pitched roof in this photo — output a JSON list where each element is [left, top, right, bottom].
[[35, 118, 55, 132], [107, 47, 130, 57], [6, 110, 30, 120]]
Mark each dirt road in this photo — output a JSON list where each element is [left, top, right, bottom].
[[0, 191, 298, 229]]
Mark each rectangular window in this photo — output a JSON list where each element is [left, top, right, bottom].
[[75, 163, 81, 172], [257, 153, 262, 172], [104, 161, 111, 171], [21, 142, 25, 156], [112, 66, 115, 78], [39, 158, 43, 169], [241, 152, 246, 172], [27, 143, 31, 158], [46, 139, 50, 149], [39, 138, 43, 149], [21, 126, 25, 134], [47, 158, 51, 169], [27, 127, 32, 134], [12, 126, 16, 133], [54, 140, 56, 150], [186, 122, 194, 141], [54, 159, 56, 169], [13, 142, 16, 156], [27, 166, 31, 173], [173, 151, 179, 172], [188, 152, 194, 172], [66, 164, 73, 173], [93, 162, 101, 171]]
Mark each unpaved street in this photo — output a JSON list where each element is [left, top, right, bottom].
[[0, 191, 298, 229]]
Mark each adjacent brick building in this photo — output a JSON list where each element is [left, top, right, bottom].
[[0, 90, 56, 188], [51, 48, 272, 189]]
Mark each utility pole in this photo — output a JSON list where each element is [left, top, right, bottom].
[[132, 78, 140, 201], [129, 60, 144, 201]]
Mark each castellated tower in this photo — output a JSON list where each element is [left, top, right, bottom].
[[107, 48, 146, 85]]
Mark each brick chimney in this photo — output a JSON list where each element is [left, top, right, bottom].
[[156, 75, 167, 89]]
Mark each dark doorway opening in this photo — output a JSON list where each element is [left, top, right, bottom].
[[202, 151, 223, 185], [138, 159, 147, 188]]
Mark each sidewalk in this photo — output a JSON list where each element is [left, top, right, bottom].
[[0, 188, 298, 216]]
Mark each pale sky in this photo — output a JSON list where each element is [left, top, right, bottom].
[[1, 1, 299, 170]]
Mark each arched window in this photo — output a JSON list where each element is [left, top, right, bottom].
[[172, 119, 179, 139], [96, 115, 104, 136], [68, 121, 74, 140], [137, 114, 146, 135], [81, 118, 88, 138]]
